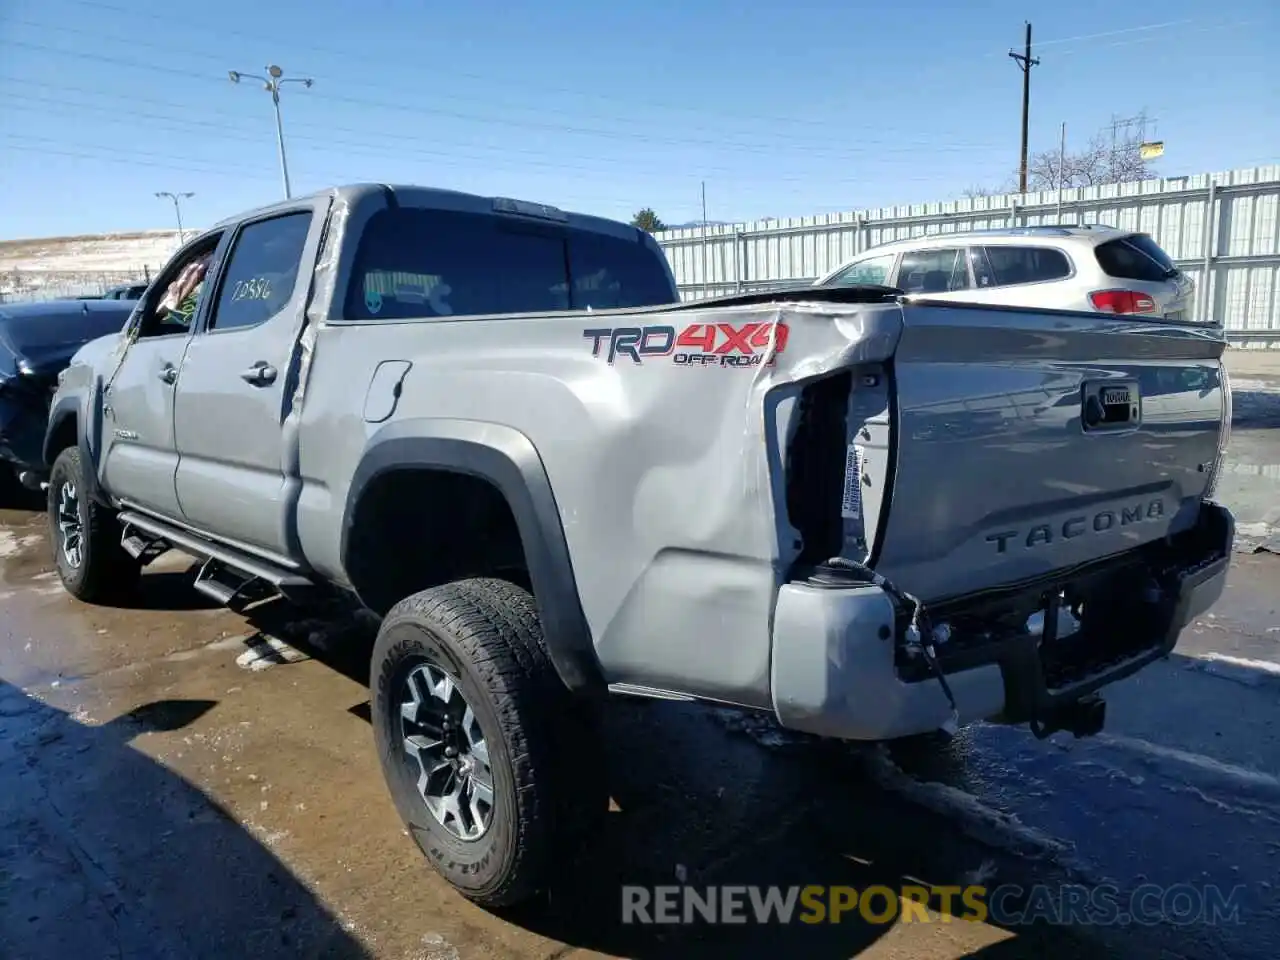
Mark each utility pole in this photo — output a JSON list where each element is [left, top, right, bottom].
[[1008, 22, 1040, 194], [228, 65, 314, 200], [1056, 123, 1066, 222], [155, 191, 194, 245]]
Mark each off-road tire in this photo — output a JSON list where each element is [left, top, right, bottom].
[[371, 577, 604, 907], [47, 446, 140, 603]]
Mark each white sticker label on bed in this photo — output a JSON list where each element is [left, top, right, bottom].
[[841, 444, 864, 520]]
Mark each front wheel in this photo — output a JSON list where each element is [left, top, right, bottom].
[[371, 578, 603, 907], [47, 447, 139, 603]]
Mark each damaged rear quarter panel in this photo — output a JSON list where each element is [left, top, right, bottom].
[[296, 298, 903, 708]]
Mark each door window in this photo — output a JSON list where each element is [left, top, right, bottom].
[[208, 212, 312, 332], [896, 248, 970, 293], [829, 253, 896, 287], [135, 239, 221, 339]]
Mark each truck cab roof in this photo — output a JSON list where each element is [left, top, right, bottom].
[[209, 183, 647, 245]]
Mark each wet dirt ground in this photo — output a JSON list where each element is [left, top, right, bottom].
[[1, 352, 1277, 960]]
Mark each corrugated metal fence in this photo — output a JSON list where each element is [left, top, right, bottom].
[[654, 164, 1280, 346]]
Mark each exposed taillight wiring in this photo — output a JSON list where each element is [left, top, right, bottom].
[[1204, 363, 1233, 500]]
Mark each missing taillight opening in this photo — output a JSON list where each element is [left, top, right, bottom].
[[1090, 289, 1157, 314]]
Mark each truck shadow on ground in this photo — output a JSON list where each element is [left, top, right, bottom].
[[1232, 389, 1280, 429], [266, 603, 1126, 959], [494, 702, 1130, 960], [0, 680, 372, 959]]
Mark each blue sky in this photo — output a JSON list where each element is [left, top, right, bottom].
[[1, 0, 1277, 239]]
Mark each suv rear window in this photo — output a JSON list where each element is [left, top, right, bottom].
[[1094, 234, 1178, 282], [973, 245, 1072, 287], [345, 208, 675, 320]]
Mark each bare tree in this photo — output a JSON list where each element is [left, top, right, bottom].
[[970, 125, 1157, 195], [1024, 130, 1155, 190]]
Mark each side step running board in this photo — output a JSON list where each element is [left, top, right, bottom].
[[117, 510, 317, 609]]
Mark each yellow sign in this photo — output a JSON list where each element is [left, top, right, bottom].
[[1140, 141, 1165, 160]]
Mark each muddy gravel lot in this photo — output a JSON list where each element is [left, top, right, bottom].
[[3, 377, 1280, 960]]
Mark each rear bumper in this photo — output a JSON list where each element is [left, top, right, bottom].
[[770, 501, 1234, 742]]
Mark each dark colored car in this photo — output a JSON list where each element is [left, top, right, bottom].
[[0, 298, 136, 497], [79, 282, 150, 301]]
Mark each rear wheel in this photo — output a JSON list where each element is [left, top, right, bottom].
[[47, 447, 139, 603], [371, 577, 603, 907]]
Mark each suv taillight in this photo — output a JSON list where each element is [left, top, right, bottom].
[[1089, 289, 1157, 314]]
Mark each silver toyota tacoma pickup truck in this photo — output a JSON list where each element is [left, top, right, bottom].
[[44, 184, 1234, 906]]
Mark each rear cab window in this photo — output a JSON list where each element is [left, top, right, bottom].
[[1094, 233, 1178, 282], [972, 245, 1072, 288], [344, 207, 677, 320]]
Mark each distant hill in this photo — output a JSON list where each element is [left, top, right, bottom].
[[0, 228, 189, 301]]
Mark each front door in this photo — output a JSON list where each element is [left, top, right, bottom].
[[172, 209, 316, 557], [99, 236, 223, 520]]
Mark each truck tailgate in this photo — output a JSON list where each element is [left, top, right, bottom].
[[872, 302, 1227, 603]]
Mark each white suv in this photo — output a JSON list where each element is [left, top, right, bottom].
[[817, 225, 1197, 322]]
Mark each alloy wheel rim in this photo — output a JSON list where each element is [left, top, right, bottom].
[[56, 480, 84, 569], [399, 661, 495, 841]]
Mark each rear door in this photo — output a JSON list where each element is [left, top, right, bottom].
[[957, 244, 1078, 309], [171, 206, 321, 557]]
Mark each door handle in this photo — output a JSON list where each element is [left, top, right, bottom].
[[240, 362, 277, 386], [158, 364, 178, 385]]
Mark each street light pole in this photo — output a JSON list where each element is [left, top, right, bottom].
[[228, 65, 314, 200], [155, 191, 194, 245]]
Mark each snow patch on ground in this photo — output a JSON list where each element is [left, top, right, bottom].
[[712, 708, 814, 748], [0, 531, 41, 559], [1185, 652, 1280, 687], [0, 228, 188, 299], [711, 707, 1100, 880], [409, 933, 460, 960], [1092, 733, 1280, 796], [858, 744, 1093, 875]]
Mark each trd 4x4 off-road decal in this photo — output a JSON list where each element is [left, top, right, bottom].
[[583, 321, 789, 367]]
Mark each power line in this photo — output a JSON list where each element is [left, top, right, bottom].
[[0, 139, 280, 181], [38, 0, 1007, 138], [1, 81, 1000, 167], [0, 25, 1003, 153], [0, 72, 1002, 173], [1033, 18, 1196, 48], [1, 107, 968, 195], [1008, 21, 1040, 194]]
